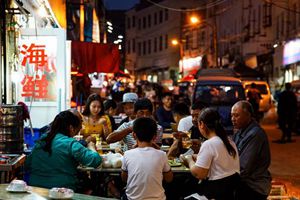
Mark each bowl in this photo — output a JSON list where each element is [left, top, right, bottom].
[[49, 187, 74, 199]]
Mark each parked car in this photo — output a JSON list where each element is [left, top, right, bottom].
[[291, 80, 300, 134], [242, 80, 272, 113], [193, 73, 246, 134]]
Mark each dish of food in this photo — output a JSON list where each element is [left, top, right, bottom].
[[49, 187, 74, 199], [168, 160, 182, 167]]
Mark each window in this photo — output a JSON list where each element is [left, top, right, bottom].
[[143, 17, 146, 29], [159, 36, 163, 51], [143, 41, 146, 55], [154, 37, 157, 52], [281, 12, 285, 36], [299, 2, 300, 26], [185, 35, 189, 50], [127, 17, 131, 29], [132, 39, 136, 53], [138, 42, 141, 56], [263, 3, 272, 27], [292, 3, 296, 30], [192, 30, 197, 49], [148, 39, 151, 54], [127, 40, 131, 54], [138, 18, 141, 30], [154, 12, 157, 25], [165, 9, 169, 21], [257, 5, 261, 34], [148, 14, 151, 27], [165, 35, 168, 49], [276, 16, 280, 39], [159, 10, 163, 23], [132, 16, 136, 28], [201, 31, 205, 46]]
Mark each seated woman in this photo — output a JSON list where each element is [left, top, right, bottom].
[[25, 111, 102, 191], [181, 108, 240, 200], [81, 93, 113, 143]]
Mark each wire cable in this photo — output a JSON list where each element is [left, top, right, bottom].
[[144, 0, 227, 12], [264, 0, 300, 15]]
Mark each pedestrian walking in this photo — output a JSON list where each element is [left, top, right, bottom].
[[246, 83, 262, 121], [275, 83, 297, 143]]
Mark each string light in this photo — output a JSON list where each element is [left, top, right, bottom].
[[144, 0, 227, 12]]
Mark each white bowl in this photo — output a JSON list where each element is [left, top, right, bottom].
[[6, 180, 29, 192], [49, 187, 74, 199]]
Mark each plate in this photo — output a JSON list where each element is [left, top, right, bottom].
[[49, 195, 73, 199], [168, 160, 182, 167], [6, 186, 31, 193]]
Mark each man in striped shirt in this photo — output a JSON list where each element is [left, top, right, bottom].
[[106, 98, 163, 151]]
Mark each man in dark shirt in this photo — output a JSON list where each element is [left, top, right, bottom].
[[231, 100, 271, 200], [156, 92, 175, 131]]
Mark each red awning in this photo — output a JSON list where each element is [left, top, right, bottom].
[[179, 69, 197, 82], [71, 41, 120, 74]]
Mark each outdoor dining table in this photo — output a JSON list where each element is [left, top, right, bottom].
[[0, 184, 117, 200], [78, 165, 190, 173]]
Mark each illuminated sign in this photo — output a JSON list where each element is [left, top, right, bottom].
[[179, 56, 202, 74], [19, 37, 57, 101], [283, 39, 300, 65]]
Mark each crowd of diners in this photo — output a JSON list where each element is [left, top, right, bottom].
[[25, 90, 271, 200]]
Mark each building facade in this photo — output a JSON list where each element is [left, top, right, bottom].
[[125, 0, 203, 82]]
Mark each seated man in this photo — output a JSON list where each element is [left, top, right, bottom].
[[106, 98, 163, 151], [156, 92, 175, 131]]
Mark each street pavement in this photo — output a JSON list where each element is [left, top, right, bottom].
[[261, 107, 300, 199]]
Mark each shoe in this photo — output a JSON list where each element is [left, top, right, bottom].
[[272, 139, 286, 144]]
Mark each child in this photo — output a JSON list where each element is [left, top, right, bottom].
[[121, 117, 173, 200]]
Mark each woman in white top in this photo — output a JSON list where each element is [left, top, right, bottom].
[[181, 108, 240, 200]]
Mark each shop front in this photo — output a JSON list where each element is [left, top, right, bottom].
[[283, 38, 300, 83]]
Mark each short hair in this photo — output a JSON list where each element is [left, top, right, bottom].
[[235, 100, 254, 116], [161, 92, 173, 99], [173, 103, 190, 116], [251, 82, 257, 88], [133, 117, 157, 142], [285, 82, 292, 90], [134, 98, 153, 113], [191, 100, 207, 110], [103, 99, 117, 111]]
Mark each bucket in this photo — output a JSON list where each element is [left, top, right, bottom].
[[0, 105, 24, 153]]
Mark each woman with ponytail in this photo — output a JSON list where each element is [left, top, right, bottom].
[[25, 111, 102, 192], [181, 108, 240, 200]]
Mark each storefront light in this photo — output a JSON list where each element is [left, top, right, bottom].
[[118, 35, 123, 39], [38, 7, 48, 17], [107, 21, 112, 26], [11, 70, 23, 83]]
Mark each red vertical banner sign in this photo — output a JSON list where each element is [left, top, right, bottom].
[[19, 37, 58, 101]]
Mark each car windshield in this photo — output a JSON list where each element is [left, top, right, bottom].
[[194, 84, 245, 105], [245, 84, 268, 94]]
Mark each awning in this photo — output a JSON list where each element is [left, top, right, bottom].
[[72, 41, 120, 74], [179, 69, 197, 82], [115, 70, 131, 78]]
